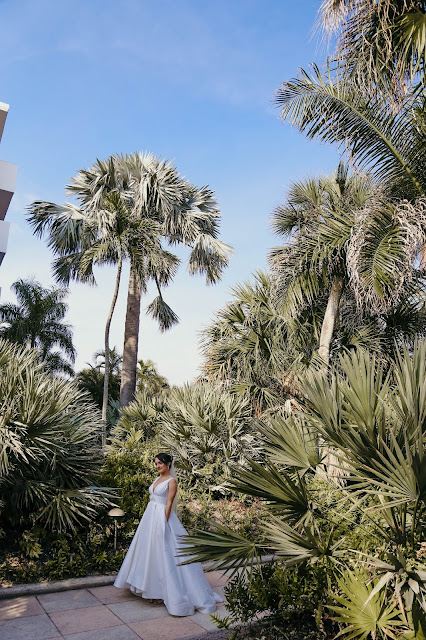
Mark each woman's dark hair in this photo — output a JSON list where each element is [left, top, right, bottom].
[[155, 452, 173, 466]]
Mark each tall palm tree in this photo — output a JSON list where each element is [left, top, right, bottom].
[[65, 152, 232, 408], [270, 165, 370, 366], [28, 192, 159, 441], [270, 165, 426, 365], [274, 67, 426, 301], [0, 278, 75, 375]]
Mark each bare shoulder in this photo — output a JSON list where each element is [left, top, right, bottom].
[[169, 477, 177, 488]]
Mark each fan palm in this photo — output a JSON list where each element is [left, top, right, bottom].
[[0, 278, 76, 375], [200, 271, 300, 413], [0, 338, 113, 531], [159, 383, 259, 490], [182, 342, 426, 634], [67, 152, 231, 408], [27, 191, 159, 442]]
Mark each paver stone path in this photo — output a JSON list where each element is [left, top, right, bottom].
[[0, 571, 229, 640]]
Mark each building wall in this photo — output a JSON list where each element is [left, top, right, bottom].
[[0, 102, 17, 267]]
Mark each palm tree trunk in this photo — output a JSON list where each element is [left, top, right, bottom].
[[120, 266, 142, 408], [318, 275, 345, 367], [101, 252, 123, 446]]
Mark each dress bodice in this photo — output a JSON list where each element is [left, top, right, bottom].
[[149, 477, 172, 505]]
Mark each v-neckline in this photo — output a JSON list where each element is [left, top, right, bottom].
[[152, 477, 171, 493]]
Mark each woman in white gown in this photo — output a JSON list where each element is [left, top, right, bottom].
[[114, 452, 223, 616]]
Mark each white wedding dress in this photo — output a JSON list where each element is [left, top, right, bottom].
[[114, 476, 223, 616]]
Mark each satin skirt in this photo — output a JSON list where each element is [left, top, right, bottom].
[[114, 500, 223, 616]]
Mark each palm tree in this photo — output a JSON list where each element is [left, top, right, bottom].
[[271, 167, 426, 366], [274, 68, 426, 306], [0, 338, 113, 531], [318, 0, 426, 99], [200, 271, 301, 413], [27, 191, 159, 441], [64, 152, 232, 408], [136, 359, 169, 396], [275, 65, 426, 199], [94, 346, 123, 376], [182, 343, 426, 635], [76, 348, 122, 416], [0, 278, 76, 375], [270, 164, 373, 366]]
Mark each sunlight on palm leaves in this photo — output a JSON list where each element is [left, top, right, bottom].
[[275, 65, 425, 196], [329, 568, 405, 640], [177, 520, 266, 577]]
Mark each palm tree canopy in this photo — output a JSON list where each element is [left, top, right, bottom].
[[28, 152, 232, 332], [66, 152, 232, 286], [275, 65, 426, 199], [269, 166, 426, 358], [0, 278, 76, 375], [318, 0, 426, 97]]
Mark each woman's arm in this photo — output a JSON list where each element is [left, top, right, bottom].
[[165, 478, 177, 521]]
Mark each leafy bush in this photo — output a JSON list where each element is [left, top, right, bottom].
[[213, 560, 334, 639], [0, 524, 126, 586], [0, 339, 113, 532], [107, 382, 261, 493], [100, 440, 159, 520]]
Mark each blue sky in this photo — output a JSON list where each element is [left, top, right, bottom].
[[0, 0, 339, 384]]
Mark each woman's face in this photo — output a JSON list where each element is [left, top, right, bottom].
[[155, 457, 168, 474]]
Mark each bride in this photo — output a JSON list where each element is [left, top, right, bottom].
[[114, 452, 223, 616]]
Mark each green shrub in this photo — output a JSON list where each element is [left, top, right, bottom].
[[0, 339, 113, 532], [100, 440, 159, 520], [213, 560, 335, 639]]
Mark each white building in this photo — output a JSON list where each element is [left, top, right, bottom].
[[0, 102, 17, 266]]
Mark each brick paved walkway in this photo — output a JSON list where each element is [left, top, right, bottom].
[[0, 571, 229, 640]]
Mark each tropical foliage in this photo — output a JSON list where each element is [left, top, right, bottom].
[[318, 0, 426, 97], [136, 358, 169, 395], [160, 383, 259, 489], [0, 339, 113, 531], [0, 278, 75, 376], [184, 343, 426, 637], [200, 271, 297, 413], [28, 152, 232, 413], [270, 165, 426, 365], [108, 381, 259, 492], [76, 348, 122, 427]]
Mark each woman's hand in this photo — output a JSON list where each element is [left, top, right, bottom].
[[165, 478, 177, 521]]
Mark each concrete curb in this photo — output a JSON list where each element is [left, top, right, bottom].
[[0, 573, 118, 599], [177, 631, 232, 640], [0, 555, 276, 600]]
